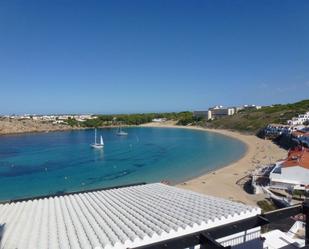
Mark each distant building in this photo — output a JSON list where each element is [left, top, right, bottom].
[[243, 104, 262, 110], [291, 130, 307, 139], [269, 147, 309, 190], [209, 106, 235, 118], [233, 106, 245, 113], [52, 120, 66, 124], [265, 124, 292, 137], [287, 112, 309, 126], [264, 124, 304, 137], [194, 106, 235, 120], [193, 110, 212, 120], [152, 118, 167, 122]]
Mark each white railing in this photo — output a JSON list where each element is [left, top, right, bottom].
[[217, 227, 261, 247]]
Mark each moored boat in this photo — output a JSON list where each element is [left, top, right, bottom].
[[91, 128, 104, 149], [116, 126, 128, 136]]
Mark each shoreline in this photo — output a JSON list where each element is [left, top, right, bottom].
[[140, 123, 249, 182], [0, 123, 130, 136], [141, 122, 287, 206], [0, 121, 287, 206]]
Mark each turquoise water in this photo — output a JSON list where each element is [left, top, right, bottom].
[[0, 127, 246, 201]]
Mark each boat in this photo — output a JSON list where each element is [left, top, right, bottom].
[[91, 128, 104, 149], [116, 126, 128, 136]]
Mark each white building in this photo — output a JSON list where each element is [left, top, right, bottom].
[[193, 110, 212, 120], [209, 105, 235, 117], [265, 124, 305, 137], [269, 147, 309, 190], [264, 124, 292, 136], [233, 106, 245, 113], [243, 104, 262, 110], [52, 120, 66, 124], [152, 118, 167, 122], [0, 183, 262, 249], [287, 112, 309, 126], [194, 106, 235, 120]]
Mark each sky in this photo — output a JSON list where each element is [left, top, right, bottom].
[[0, 0, 308, 114]]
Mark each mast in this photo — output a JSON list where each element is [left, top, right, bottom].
[[94, 128, 97, 144]]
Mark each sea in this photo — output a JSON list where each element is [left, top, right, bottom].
[[0, 127, 246, 201]]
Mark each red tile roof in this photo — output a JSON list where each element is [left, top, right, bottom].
[[282, 147, 309, 169]]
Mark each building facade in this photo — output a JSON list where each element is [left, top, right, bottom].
[[209, 106, 235, 117], [193, 110, 212, 120], [287, 112, 309, 126], [269, 147, 309, 190]]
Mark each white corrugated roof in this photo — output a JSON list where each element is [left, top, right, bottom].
[[0, 183, 260, 249]]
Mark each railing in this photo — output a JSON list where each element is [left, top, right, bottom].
[[132, 202, 309, 249], [216, 227, 261, 247]]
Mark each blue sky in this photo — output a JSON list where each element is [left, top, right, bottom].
[[0, 0, 308, 114]]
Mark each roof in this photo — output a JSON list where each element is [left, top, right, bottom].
[[268, 123, 291, 128], [0, 183, 260, 249], [291, 130, 307, 137], [282, 147, 309, 169]]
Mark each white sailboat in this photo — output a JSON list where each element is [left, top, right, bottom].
[[116, 126, 128, 136], [91, 128, 104, 149]]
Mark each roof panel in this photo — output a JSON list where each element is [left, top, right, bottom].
[[0, 183, 260, 249]]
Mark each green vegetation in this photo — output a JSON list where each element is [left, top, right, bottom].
[[204, 99, 309, 134], [66, 112, 200, 128], [176, 112, 204, 125], [257, 200, 276, 212], [66, 117, 79, 127], [64, 99, 309, 133], [292, 189, 306, 199]]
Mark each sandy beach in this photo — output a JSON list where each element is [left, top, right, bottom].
[[141, 121, 287, 206]]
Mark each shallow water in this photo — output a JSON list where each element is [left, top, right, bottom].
[[0, 127, 246, 201]]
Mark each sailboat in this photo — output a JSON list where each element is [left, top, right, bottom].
[[91, 128, 104, 149], [116, 126, 128, 136]]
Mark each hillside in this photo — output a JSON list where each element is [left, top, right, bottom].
[[0, 118, 79, 135], [203, 99, 309, 134], [73, 112, 195, 127], [1, 100, 308, 136]]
